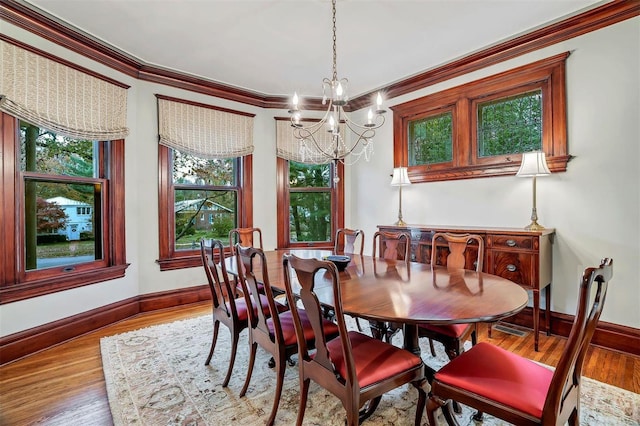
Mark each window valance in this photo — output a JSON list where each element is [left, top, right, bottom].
[[276, 118, 346, 164], [0, 39, 129, 140], [157, 96, 254, 159]]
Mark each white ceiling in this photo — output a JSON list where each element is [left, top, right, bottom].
[[23, 0, 605, 99]]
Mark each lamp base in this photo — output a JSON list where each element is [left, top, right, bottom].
[[395, 219, 407, 226], [524, 220, 545, 231]]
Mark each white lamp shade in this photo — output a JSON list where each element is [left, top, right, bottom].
[[516, 151, 551, 177], [391, 167, 411, 186]]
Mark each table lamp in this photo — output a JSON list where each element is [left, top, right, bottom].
[[516, 151, 551, 230], [391, 167, 411, 226]]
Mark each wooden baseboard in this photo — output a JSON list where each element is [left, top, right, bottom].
[[1, 286, 638, 365], [0, 285, 209, 365], [504, 307, 640, 356]]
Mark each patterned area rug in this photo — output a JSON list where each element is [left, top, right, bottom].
[[100, 315, 640, 425]]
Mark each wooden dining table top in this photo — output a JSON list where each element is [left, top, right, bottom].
[[225, 249, 529, 327]]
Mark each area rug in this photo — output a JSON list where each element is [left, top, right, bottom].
[[100, 315, 640, 425]]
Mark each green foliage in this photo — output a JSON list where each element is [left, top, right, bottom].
[[288, 162, 332, 243], [173, 150, 235, 185], [478, 90, 542, 156], [409, 112, 453, 166], [20, 122, 96, 204]]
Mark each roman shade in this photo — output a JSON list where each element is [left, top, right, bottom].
[[158, 96, 254, 159], [276, 118, 346, 164], [0, 39, 129, 140]]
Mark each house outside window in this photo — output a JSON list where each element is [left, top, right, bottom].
[[0, 114, 128, 303]]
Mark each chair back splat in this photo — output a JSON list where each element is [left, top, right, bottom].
[[426, 258, 613, 426], [283, 254, 427, 426], [372, 230, 411, 261], [335, 228, 365, 256], [229, 227, 263, 255]]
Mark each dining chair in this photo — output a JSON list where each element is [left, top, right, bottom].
[[419, 232, 484, 361], [334, 228, 365, 256], [229, 227, 286, 297], [426, 258, 613, 426], [334, 228, 365, 331], [282, 254, 427, 426], [200, 239, 285, 387], [235, 245, 339, 426], [372, 230, 411, 261], [371, 230, 411, 342], [229, 227, 263, 254]]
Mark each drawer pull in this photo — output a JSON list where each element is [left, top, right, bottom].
[[506, 239, 517, 247], [506, 264, 517, 272]]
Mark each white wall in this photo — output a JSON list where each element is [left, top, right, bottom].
[[349, 17, 640, 328], [1, 16, 638, 337]]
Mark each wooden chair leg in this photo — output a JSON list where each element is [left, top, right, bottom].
[[222, 329, 239, 387], [265, 352, 286, 426], [205, 320, 220, 365], [429, 338, 436, 356], [296, 377, 310, 426], [240, 341, 257, 397]]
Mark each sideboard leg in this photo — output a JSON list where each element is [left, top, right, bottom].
[[545, 284, 551, 336], [533, 289, 540, 351]]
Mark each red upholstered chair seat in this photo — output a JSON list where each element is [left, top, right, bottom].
[[419, 323, 470, 338], [327, 330, 424, 388], [267, 310, 339, 346], [434, 342, 553, 418]]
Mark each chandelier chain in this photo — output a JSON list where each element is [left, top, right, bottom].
[[331, 0, 338, 81], [288, 0, 386, 175]]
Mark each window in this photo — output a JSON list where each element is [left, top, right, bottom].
[[157, 146, 252, 270], [392, 53, 571, 182], [276, 158, 344, 248], [0, 113, 128, 303]]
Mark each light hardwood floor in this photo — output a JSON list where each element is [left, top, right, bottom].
[[1, 302, 638, 425]]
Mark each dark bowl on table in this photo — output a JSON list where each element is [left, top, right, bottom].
[[325, 255, 351, 272]]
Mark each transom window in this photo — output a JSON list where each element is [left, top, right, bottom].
[[393, 53, 571, 182]]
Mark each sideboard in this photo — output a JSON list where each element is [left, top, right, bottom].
[[377, 224, 555, 351]]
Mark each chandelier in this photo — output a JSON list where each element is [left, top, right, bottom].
[[289, 0, 386, 170]]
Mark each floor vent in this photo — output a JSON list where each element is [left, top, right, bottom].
[[492, 323, 529, 337]]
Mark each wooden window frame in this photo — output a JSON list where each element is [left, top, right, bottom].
[[392, 53, 572, 182], [157, 145, 253, 270], [276, 157, 344, 249], [0, 113, 129, 304]]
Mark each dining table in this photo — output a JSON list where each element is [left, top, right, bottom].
[[225, 248, 529, 358]]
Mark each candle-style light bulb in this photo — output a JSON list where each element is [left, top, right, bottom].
[[367, 108, 373, 124], [292, 92, 299, 108], [336, 82, 343, 98], [329, 115, 335, 131]]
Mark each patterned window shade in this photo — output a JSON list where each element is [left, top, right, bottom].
[[276, 119, 346, 164], [0, 39, 129, 140], [158, 96, 254, 159]]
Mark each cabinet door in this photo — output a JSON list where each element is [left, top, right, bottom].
[[488, 251, 535, 288]]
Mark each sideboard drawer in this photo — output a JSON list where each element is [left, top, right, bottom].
[[488, 234, 535, 250], [488, 251, 535, 288]]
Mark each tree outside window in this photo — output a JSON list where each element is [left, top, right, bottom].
[[277, 158, 343, 248]]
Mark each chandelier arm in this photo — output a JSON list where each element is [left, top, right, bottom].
[[300, 130, 344, 160], [341, 113, 386, 132]]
